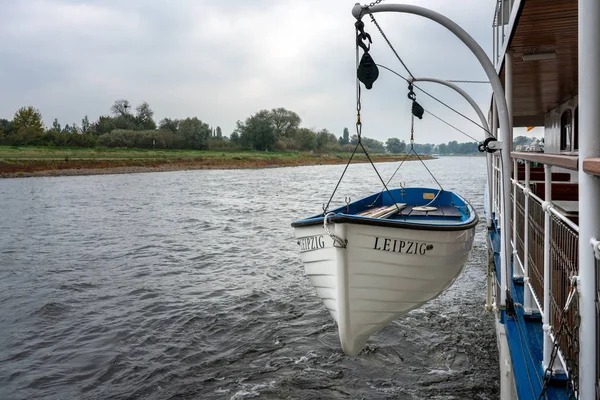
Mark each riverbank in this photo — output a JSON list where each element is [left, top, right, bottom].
[[0, 146, 435, 178]]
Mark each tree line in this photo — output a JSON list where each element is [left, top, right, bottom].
[[0, 101, 482, 154]]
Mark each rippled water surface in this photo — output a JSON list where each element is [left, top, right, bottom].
[[0, 157, 498, 399]]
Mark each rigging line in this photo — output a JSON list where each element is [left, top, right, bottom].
[[425, 110, 480, 143], [368, 148, 413, 208], [323, 142, 361, 213], [368, 14, 415, 79], [359, 141, 403, 212], [412, 147, 444, 190], [376, 64, 491, 135]]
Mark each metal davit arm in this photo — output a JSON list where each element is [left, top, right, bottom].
[[352, 3, 512, 307]]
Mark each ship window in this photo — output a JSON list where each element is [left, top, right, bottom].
[[560, 109, 572, 151], [574, 107, 578, 150]]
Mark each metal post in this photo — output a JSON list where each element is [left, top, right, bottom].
[[492, 100, 498, 223], [493, 22, 497, 67], [542, 164, 552, 368], [513, 158, 521, 277], [578, 0, 600, 396], [505, 50, 514, 291], [506, 51, 514, 151], [501, 0, 505, 41], [523, 162, 534, 313]]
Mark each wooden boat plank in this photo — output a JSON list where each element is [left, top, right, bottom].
[[440, 206, 462, 217], [425, 208, 445, 216], [399, 205, 414, 216]]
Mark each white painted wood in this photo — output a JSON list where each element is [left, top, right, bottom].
[[295, 222, 475, 356]]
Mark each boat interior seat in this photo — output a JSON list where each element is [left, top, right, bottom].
[[399, 205, 463, 218]]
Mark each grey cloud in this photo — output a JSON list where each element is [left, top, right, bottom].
[[0, 0, 497, 143]]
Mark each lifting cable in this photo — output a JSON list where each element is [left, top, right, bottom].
[[368, 11, 492, 137], [375, 64, 490, 138], [322, 20, 401, 215]]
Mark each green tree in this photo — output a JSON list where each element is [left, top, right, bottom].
[[159, 118, 179, 133], [91, 116, 116, 135], [13, 106, 44, 134], [386, 138, 406, 154], [316, 129, 338, 151], [270, 108, 301, 138], [513, 135, 529, 147], [339, 127, 350, 145], [81, 115, 90, 133], [413, 143, 434, 154], [362, 137, 386, 153], [295, 128, 317, 151], [437, 143, 448, 154], [230, 131, 240, 145], [447, 140, 459, 154], [135, 102, 156, 130], [215, 126, 222, 138], [239, 110, 277, 151], [51, 118, 62, 133], [179, 117, 211, 149], [111, 99, 132, 117], [0, 119, 13, 143]]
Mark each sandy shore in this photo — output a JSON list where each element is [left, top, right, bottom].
[[0, 155, 433, 179]]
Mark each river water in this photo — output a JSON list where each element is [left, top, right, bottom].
[[0, 156, 498, 400]]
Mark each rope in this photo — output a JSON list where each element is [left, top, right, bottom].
[[323, 212, 347, 248], [369, 14, 414, 79], [324, 22, 402, 215], [424, 110, 480, 143], [370, 113, 444, 207], [359, 141, 403, 213], [376, 63, 491, 136], [323, 142, 360, 213]]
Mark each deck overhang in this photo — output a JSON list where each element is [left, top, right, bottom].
[[497, 0, 578, 127]]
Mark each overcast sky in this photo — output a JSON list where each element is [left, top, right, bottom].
[[0, 0, 531, 144]]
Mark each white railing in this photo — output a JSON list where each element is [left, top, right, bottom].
[[593, 238, 600, 397], [499, 153, 580, 385], [492, 0, 515, 66]]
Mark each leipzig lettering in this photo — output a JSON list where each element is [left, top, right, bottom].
[[373, 237, 433, 255], [298, 235, 325, 252]]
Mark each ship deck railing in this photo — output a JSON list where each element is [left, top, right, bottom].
[[491, 151, 582, 390]]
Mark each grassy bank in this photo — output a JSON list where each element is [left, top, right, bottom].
[[0, 146, 434, 178]]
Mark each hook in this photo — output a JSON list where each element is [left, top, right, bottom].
[[407, 83, 417, 101], [355, 20, 372, 53]]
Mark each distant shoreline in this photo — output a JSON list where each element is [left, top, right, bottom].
[[0, 147, 437, 178]]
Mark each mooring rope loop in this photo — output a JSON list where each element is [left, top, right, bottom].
[[323, 212, 347, 248]]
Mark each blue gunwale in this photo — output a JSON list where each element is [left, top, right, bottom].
[[292, 188, 478, 231]]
